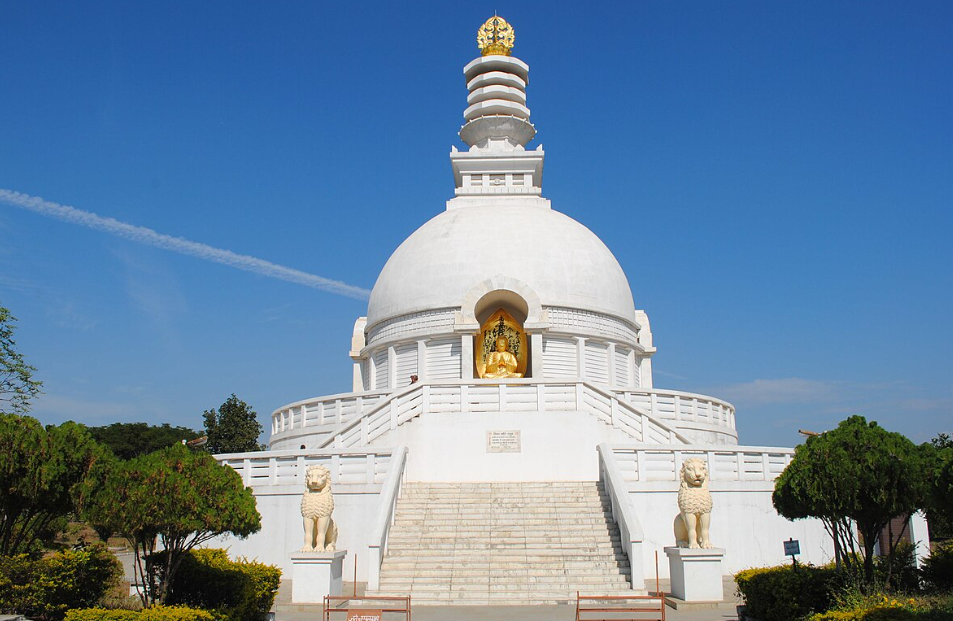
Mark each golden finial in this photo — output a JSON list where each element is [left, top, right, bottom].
[[477, 15, 515, 56]]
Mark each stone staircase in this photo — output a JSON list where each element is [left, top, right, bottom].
[[368, 481, 638, 604]]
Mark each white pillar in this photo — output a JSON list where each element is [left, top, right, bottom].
[[461, 334, 475, 379], [417, 339, 427, 381], [530, 332, 543, 378]]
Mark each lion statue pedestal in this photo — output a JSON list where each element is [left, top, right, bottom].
[[665, 458, 725, 602], [290, 465, 346, 604]]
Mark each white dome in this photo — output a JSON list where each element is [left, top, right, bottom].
[[367, 204, 636, 328]]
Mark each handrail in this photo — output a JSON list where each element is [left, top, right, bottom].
[[606, 443, 794, 484], [367, 445, 408, 591], [597, 443, 646, 591], [314, 381, 691, 449], [271, 380, 737, 442]]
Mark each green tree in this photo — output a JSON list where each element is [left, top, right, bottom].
[[0, 415, 110, 555], [81, 443, 261, 607], [925, 434, 953, 541], [87, 422, 201, 460], [772, 415, 930, 589], [203, 394, 264, 454], [0, 305, 42, 414]]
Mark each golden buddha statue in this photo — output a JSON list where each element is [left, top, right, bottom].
[[483, 336, 523, 379]]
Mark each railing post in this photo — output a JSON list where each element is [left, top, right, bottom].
[[318, 401, 325, 426], [650, 392, 658, 419], [331, 454, 341, 483], [537, 383, 545, 411], [575, 383, 585, 409], [610, 398, 619, 428], [460, 383, 469, 413], [269, 457, 277, 485], [736, 452, 744, 481], [421, 384, 430, 412], [499, 384, 506, 411], [361, 416, 369, 445], [761, 452, 770, 481], [674, 394, 682, 421], [242, 458, 251, 487], [366, 454, 376, 484], [390, 399, 399, 430]]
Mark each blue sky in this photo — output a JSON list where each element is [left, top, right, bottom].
[[1, 1, 950, 448]]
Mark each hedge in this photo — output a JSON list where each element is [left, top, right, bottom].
[[156, 549, 280, 621], [735, 564, 840, 621], [65, 606, 216, 621], [0, 544, 123, 620]]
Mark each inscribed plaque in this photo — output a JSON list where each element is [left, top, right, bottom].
[[486, 430, 521, 453]]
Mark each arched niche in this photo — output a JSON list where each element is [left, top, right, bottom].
[[474, 289, 529, 326], [458, 275, 544, 326]]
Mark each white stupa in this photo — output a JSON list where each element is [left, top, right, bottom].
[[215, 17, 929, 605]]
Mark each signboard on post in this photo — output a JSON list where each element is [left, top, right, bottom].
[[784, 538, 800, 557]]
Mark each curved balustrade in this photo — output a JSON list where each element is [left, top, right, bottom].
[[307, 381, 691, 450], [270, 391, 389, 436], [270, 381, 738, 449], [613, 389, 736, 431]]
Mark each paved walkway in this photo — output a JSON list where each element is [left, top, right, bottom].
[[273, 577, 742, 621]]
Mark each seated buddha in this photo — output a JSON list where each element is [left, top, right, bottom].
[[483, 336, 523, 379]]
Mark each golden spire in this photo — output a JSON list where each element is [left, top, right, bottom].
[[477, 15, 515, 56]]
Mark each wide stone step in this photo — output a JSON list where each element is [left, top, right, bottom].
[[377, 481, 630, 602]]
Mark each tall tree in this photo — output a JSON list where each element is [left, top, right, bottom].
[[0, 305, 42, 414], [87, 422, 201, 460], [773, 416, 931, 589], [203, 394, 264, 454], [926, 434, 953, 541], [0, 415, 110, 555], [81, 443, 261, 607]]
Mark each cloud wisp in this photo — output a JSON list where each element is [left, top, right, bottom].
[[0, 189, 371, 300]]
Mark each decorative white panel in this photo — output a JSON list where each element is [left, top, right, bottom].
[[426, 337, 461, 379], [373, 349, 390, 390], [547, 307, 639, 344], [584, 340, 610, 385], [614, 346, 631, 387], [633, 356, 642, 387], [367, 308, 456, 345], [395, 342, 419, 388], [542, 335, 578, 378]]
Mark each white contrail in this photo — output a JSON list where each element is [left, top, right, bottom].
[[0, 189, 371, 300]]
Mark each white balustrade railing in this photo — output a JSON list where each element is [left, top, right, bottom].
[[596, 443, 645, 590], [271, 391, 389, 435], [607, 444, 794, 484], [270, 383, 736, 443], [614, 389, 736, 431], [215, 448, 398, 488], [367, 446, 407, 591], [317, 381, 690, 449]]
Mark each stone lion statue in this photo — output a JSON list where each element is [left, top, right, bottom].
[[300, 464, 338, 552], [673, 458, 714, 549]]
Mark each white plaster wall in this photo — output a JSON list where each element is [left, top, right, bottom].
[[209, 486, 383, 583], [630, 487, 833, 579], [370, 410, 636, 481]]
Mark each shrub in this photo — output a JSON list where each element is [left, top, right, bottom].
[[157, 549, 280, 621], [0, 544, 122, 620], [923, 542, 953, 591], [735, 564, 840, 621], [65, 606, 216, 621]]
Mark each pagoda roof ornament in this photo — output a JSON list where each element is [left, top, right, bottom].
[[477, 15, 515, 56]]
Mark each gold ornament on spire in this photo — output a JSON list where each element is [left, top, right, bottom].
[[477, 16, 515, 56]]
